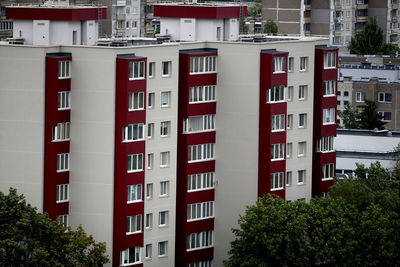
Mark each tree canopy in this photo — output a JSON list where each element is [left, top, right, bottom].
[[0, 188, 109, 266], [338, 100, 386, 130], [264, 20, 278, 34]]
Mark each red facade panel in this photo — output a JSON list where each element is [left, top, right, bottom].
[[154, 5, 247, 19], [6, 7, 107, 21]]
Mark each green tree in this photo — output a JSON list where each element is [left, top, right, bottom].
[[358, 99, 386, 130], [224, 195, 398, 266], [0, 188, 109, 266], [247, 5, 261, 18], [348, 17, 385, 55], [264, 19, 278, 34], [338, 102, 359, 129]]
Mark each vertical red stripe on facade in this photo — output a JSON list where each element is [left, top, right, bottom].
[[44, 53, 72, 220], [258, 51, 288, 200], [176, 49, 217, 266], [113, 55, 146, 267], [312, 46, 338, 197]]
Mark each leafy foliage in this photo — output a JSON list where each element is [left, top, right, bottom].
[[348, 17, 384, 55], [264, 20, 278, 34], [338, 100, 386, 130], [247, 5, 261, 18], [224, 194, 398, 266], [338, 102, 359, 129], [0, 188, 109, 266]]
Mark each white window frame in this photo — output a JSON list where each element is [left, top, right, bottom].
[[273, 56, 286, 73], [127, 184, 142, 203], [148, 62, 155, 78], [147, 153, 153, 169], [58, 61, 71, 79], [322, 163, 334, 180], [160, 121, 170, 137], [317, 136, 334, 152], [378, 111, 392, 122], [162, 61, 171, 77], [267, 85, 285, 103], [146, 183, 153, 199], [272, 114, 285, 132], [126, 214, 142, 235], [58, 91, 71, 110], [145, 213, 153, 229], [288, 57, 294, 72], [299, 113, 307, 128], [184, 114, 215, 133], [298, 142, 306, 157], [145, 244, 152, 260], [122, 123, 144, 142], [57, 214, 69, 228], [127, 154, 143, 173], [159, 211, 168, 227], [271, 172, 284, 191], [186, 230, 213, 251], [287, 86, 293, 101], [52, 122, 71, 142], [356, 91, 365, 103], [324, 52, 337, 69], [188, 172, 215, 192], [298, 170, 306, 184], [147, 123, 154, 139], [120, 247, 141, 266], [158, 241, 168, 257], [286, 171, 292, 186], [190, 56, 217, 74], [378, 92, 392, 103], [57, 153, 69, 172], [189, 85, 216, 103], [161, 91, 170, 107], [271, 143, 285, 161], [323, 108, 336, 125], [287, 114, 293, 129], [129, 61, 145, 80], [286, 143, 292, 158], [187, 201, 214, 221], [56, 184, 69, 203], [148, 92, 154, 109], [188, 143, 215, 163], [160, 181, 169, 197], [128, 92, 144, 111], [299, 85, 307, 100], [300, 57, 308, 71], [188, 260, 213, 267], [323, 80, 336, 97]]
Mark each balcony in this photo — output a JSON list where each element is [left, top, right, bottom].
[[117, 13, 126, 20], [357, 16, 368, 22], [304, 0, 311, 10], [392, 16, 398, 23], [116, 0, 126, 6], [357, 4, 368, 9], [393, 4, 399, 9]]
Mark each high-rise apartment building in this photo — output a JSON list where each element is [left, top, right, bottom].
[[262, 0, 400, 51], [0, 3, 338, 267]]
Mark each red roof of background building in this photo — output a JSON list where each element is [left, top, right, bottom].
[[6, 6, 107, 21], [154, 4, 247, 19]]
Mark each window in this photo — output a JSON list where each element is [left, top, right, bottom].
[[148, 93, 155, 109], [337, 91, 341, 96], [128, 92, 144, 111], [149, 62, 155, 78], [161, 91, 170, 107], [189, 85, 216, 103], [298, 142, 306, 157], [159, 211, 168, 226], [126, 214, 142, 234], [158, 241, 168, 257], [324, 52, 336, 69], [56, 184, 69, 203], [145, 244, 152, 260], [145, 213, 153, 229], [272, 114, 285, 131], [160, 121, 170, 137], [129, 61, 145, 80], [120, 247, 141, 265], [58, 61, 71, 78], [187, 201, 214, 221], [323, 108, 335, 124], [267, 85, 285, 103], [184, 114, 215, 133], [286, 171, 292, 186], [188, 143, 214, 162], [356, 92, 365, 102], [57, 214, 68, 228], [187, 230, 213, 251], [188, 172, 215, 192], [287, 114, 293, 129], [322, 163, 334, 180], [287, 86, 293, 101], [127, 154, 143, 172], [317, 136, 334, 152], [298, 85, 307, 100], [147, 154, 153, 169], [160, 181, 169, 197], [188, 260, 213, 267], [298, 170, 306, 184], [146, 183, 153, 199], [127, 184, 142, 203], [299, 113, 307, 128], [271, 143, 285, 160], [58, 91, 70, 110], [160, 152, 170, 168], [147, 123, 154, 138], [344, 91, 349, 97], [286, 143, 292, 158], [273, 56, 286, 73], [270, 172, 284, 190], [57, 153, 69, 172], [323, 80, 336, 96], [378, 111, 392, 122], [378, 92, 392, 103], [300, 57, 308, 71], [162, 61, 171, 77], [190, 56, 217, 74], [52, 122, 70, 141], [122, 123, 144, 142], [288, 57, 294, 72]]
